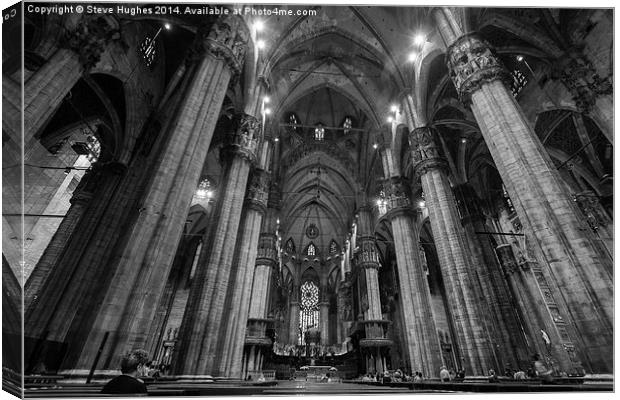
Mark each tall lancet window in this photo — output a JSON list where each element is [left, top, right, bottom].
[[299, 280, 320, 344], [314, 124, 325, 141]]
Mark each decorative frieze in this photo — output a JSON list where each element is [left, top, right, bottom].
[[445, 33, 512, 104]]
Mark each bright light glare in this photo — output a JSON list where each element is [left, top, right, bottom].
[[264, 108, 272, 115], [257, 40, 266, 49], [263, 96, 270, 104], [408, 52, 417, 62], [164, 23, 172, 30], [414, 34, 425, 45], [254, 21, 264, 31], [419, 201, 426, 208], [387, 116, 394, 123], [390, 105, 398, 113]]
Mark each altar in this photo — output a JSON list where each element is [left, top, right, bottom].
[[297, 365, 338, 381]]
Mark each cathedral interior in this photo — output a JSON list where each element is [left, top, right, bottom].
[[2, 3, 615, 393]]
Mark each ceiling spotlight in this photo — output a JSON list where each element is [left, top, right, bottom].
[[414, 34, 426, 46], [257, 40, 266, 49], [461, 138, 467, 143], [387, 116, 394, 123], [264, 108, 272, 115], [390, 104, 399, 113], [274, 137, 279, 142], [164, 23, 172, 30], [372, 143, 378, 149], [408, 52, 418, 62], [516, 55, 524, 62], [263, 96, 270, 104], [254, 20, 264, 32], [419, 200, 426, 208]]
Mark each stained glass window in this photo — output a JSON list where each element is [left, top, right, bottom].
[[299, 280, 320, 344], [139, 35, 157, 68], [289, 113, 299, 132], [314, 124, 324, 141], [307, 243, 316, 256], [342, 117, 352, 134], [511, 68, 528, 97]]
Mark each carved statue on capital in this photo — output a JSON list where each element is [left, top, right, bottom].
[[221, 113, 259, 163], [61, 16, 121, 70], [573, 190, 610, 231], [445, 33, 512, 104], [409, 126, 448, 176], [245, 169, 270, 213], [191, 15, 249, 76], [383, 177, 412, 213]]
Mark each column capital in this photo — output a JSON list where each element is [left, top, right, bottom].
[[383, 177, 415, 219], [256, 232, 277, 266], [245, 169, 270, 214], [409, 126, 449, 177], [446, 32, 512, 104], [354, 237, 381, 271], [191, 15, 250, 76], [61, 16, 120, 70], [221, 113, 259, 164]]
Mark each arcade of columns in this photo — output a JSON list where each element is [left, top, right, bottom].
[[14, 8, 613, 381]]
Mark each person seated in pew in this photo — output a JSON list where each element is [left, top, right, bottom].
[[101, 351, 148, 395]]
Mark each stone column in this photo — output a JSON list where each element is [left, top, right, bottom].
[[65, 16, 250, 375], [410, 126, 494, 375], [173, 113, 258, 376], [289, 284, 300, 345], [454, 184, 530, 369], [319, 298, 329, 346], [217, 168, 270, 377], [495, 245, 580, 374], [381, 177, 443, 378], [354, 206, 391, 374], [436, 8, 613, 372], [23, 162, 125, 307]]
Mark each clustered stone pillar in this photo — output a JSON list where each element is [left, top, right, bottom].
[[410, 126, 494, 375], [495, 244, 580, 375], [216, 168, 270, 377], [69, 17, 250, 375], [173, 113, 258, 376], [243, 225, 278, 378], [288, 284, 301, 345], [454, 184, 531, 369], [435, 7, 613, 372], [354, 206, 391, 375], [381, 176, 443, 378]]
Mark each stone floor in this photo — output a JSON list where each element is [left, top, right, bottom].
[[15, 377, 613, 398]]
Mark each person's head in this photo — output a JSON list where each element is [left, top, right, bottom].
[[120, 350, 148, 375]]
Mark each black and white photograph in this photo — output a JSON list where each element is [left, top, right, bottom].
[[1, 0, 615, 397]]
